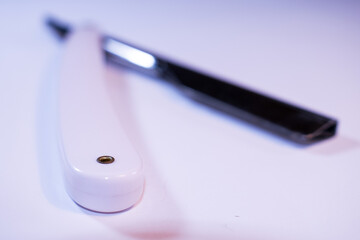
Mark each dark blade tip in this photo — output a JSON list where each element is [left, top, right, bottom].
[[300, 119, 338, 145], [45, 16, 71, 39]]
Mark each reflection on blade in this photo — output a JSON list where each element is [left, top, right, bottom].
[[104, 38, 156, 69]]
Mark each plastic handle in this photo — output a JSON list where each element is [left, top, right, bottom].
[[58, 27, 144, 213]]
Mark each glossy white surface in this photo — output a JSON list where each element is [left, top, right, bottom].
[[0, 1, 359, 239], [59, 27, 144, 213]]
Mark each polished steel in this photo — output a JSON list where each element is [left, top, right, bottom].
[[47, 17, 337, 145]]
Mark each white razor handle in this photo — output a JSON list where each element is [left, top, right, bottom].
[[58, 27, 144, 213]]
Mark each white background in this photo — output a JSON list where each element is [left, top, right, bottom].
[[0, 1, 359, 239]]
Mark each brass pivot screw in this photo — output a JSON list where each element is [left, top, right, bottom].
[[97, 156, 115, 164]]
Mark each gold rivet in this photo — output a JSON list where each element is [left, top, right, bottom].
[[97, 156, 115, 164]]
